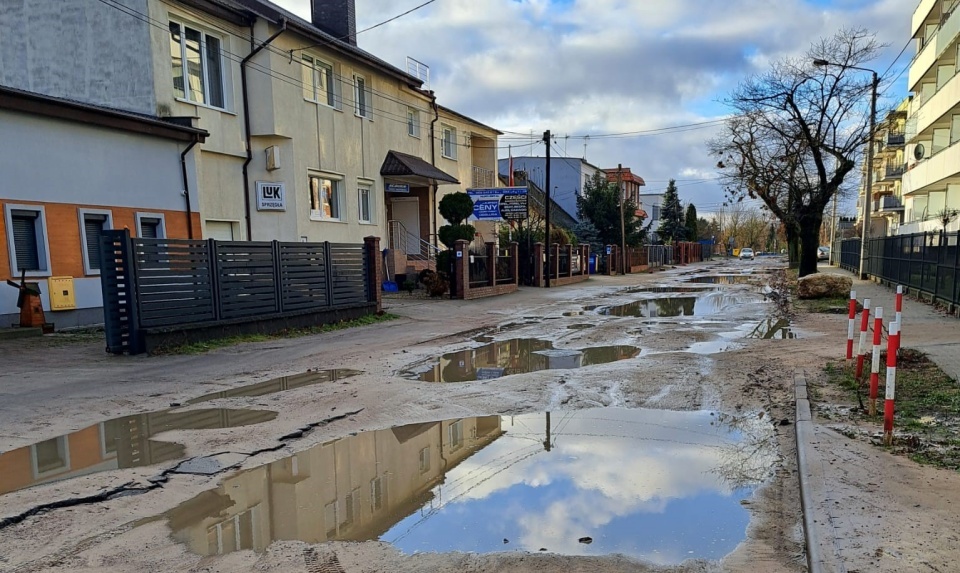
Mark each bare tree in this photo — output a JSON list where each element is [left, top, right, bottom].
[[709, 28, 883, 276]]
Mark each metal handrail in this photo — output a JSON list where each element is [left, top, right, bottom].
[[388, 220, 441, 261]]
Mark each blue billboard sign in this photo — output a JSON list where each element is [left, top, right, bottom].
[[466, 187, 528, 222]]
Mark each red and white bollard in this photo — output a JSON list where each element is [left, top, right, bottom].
[[884, 321, 901, 446], [869, 307, 883, 417], [895, 285, 903, 331], [855, 298, 872, 379], [847, 290, 858, 360]]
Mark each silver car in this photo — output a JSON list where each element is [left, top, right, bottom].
[[739, 248, 754, 260]]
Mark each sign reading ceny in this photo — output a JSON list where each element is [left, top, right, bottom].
[[256, 181, 286, 211], [466, 187, 528, 222]]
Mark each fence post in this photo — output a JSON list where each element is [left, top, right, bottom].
[[454, 239, 469, 299], [884, 321, 901, 446], [551, 242, 560, 281], [510, 242, 520, 285], [486, 241, 496, 287], [323, 241, 334, 307], [869, 307, 883, 417], [364, 236, 382, 312], [533, 242, 544, 286], [208, 238, 221, 321], [272, 240, 283, 314], [582, 245, 590, 276], [565, 244, 574, 277]]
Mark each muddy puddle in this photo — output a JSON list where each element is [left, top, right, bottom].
[[0, 409, 276, 495], [401, 339, 640, 382], [187, 369, 362, 404], [162, 408, 775, 563], [686, 275, 759, 285], [597, 292, 762, 318], [746, 318, 796, 340]]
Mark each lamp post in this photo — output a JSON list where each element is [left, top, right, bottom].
[[813, 59, 878, 279]]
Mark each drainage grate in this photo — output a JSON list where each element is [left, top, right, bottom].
[[304, 548, 346, 573]]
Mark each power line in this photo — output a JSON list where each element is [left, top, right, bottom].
[[292, 0, 437, 52]]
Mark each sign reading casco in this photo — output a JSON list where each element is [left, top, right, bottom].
[[466, 187, 528, 222], [256, 181, 286, 211]]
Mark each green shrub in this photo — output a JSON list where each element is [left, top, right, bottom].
[[439, 193, 475, 225], [438, 224, 476, 249]]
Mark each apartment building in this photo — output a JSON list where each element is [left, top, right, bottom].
[[902, 0, 960, 233], [0, 0, 500, 325], [858, 99, 909, 237]]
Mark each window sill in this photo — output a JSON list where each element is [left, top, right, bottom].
[[442, 155, 458, 161], [408, 133, 421, 140], [304, 97, 341, 112], [175, 97, 236, 116], [13, 270, 51, 279], [359, 221, 378, 226], [309, 217, 348, 224]]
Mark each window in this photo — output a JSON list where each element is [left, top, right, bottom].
[[206, 509, 256, 555], [442, 125, 457, 160], [448, 419, 464, 451], [324, 500, 338, 538], [358, 184, 373, 223], [652, 205, 661, 221], [370, 476, 385, 511], [5, 205, 50, 276], [170, 21, 225, 108], [343, 488, 360, 527], [419, 446, 431, 473], [303, 55, 340, 109], [354, 75, 372, 119], [309, 175, 344, 221], [78, 209, 113, 275], [407, 107, 420, 138], [136, 213, 166, 239], [31, 436, 69, 477]]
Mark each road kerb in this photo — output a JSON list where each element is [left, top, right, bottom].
[[795, 369, 827, 573]]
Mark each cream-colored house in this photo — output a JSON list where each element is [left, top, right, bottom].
[[902, 0, 960, 234], [858, 99, 908, 237]]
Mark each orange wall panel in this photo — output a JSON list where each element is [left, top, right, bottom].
[[69, 426, 106, 470], [0, 448, 35, 495]]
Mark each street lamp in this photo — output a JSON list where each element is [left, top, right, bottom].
[[813, 58, 878, 279]]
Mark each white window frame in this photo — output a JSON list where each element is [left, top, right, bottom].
[[354, 74, 372, 119], [302, 54, 341, 110], [169, 19, 229, 110], [309, 173, 346, 222], [442, 124, 458, 160], [78, 208, 114, 276], [407, 107, 421, 138], [135, 212, 167, 239], [4, 204, 52, 277], [99, 421, 118, 460], [358, 181, 375, 224], [30, 435, 70, 479]]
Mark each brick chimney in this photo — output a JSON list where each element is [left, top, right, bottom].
[[311, 0, 357, 46]]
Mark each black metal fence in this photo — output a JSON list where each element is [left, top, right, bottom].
[[496, 248, 515, 285], [834, 231, 960, 307], [468, 247, 490, 288], [101, 230, 371, 354]]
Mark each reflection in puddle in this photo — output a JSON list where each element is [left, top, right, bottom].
[[747, 318, 796, 340], [566, 324, 595, 330], [624, 286, 720, 294], [187, 369, 362, 404], [163, 408, 774, 563], [0, 409, 277, 495], [685, 339, 743, 354], [686, 275, 757, 285], [599, 293, 759, 318], [402, 339, 640, 382]]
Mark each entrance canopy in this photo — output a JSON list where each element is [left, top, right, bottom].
[[380, 150, 460, 186]]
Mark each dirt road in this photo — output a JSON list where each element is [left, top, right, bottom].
[[1, 257, 951, 572]]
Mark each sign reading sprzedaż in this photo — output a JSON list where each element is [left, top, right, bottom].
[[466, 187, 528, 222]]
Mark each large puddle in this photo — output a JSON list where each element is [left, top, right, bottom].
[[686, 275, 758, 285], [0, 409, 276, 495], [401, 339, 640, 382], [597, 292, 760, 318], [187, 369, 362, 404], [163, 408, 775, 563]]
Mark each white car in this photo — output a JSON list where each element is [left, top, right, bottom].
[[739, 248, 754, 260]]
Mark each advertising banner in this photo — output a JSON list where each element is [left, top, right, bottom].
[[466, 187, 528, 222]]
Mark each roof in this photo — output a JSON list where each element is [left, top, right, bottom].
[[603, 167, 646, 186], [216, 0, 424, 87], [0, 85, 209, 142], [437, 104, 502, 135], [381, 150, 460, 185]]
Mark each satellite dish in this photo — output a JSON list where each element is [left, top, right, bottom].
[[914, 144, 926, 161]]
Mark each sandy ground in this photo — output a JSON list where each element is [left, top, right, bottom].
[[0, 258, 956, 572]]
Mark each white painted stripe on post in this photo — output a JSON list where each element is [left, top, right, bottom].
[[848, 319, 855, 339], [885, 367, 896, 400], [859, 331, 868, 354], [872, 346, 881, 371]]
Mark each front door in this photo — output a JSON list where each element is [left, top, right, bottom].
[[392, 198, 420, 255]]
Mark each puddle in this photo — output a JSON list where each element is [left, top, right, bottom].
[[566, 324, 595, 330], [162, 408, 774, 563], [401, 339, 640, 382], [598, 292, 760, 318], [0, 409, 276, 495], [563, 311, 584, 317], [624, 286, 720, 294], [686, 275, 758, 285], [685, 339, 743, 354], [187, 369, 362, 404], [746, 318, 796, 340]]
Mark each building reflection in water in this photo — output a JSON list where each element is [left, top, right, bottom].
[[164, 408, 776, 564], [0, 409, 276, 495]]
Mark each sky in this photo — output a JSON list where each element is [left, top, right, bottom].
[[274, 0, 915, 216]]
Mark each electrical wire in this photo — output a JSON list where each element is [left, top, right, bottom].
[[291, 0, 437, 52]]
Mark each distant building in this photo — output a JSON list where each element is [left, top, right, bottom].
[[638, 192, 665, 236], [498, 156, 602, 222]]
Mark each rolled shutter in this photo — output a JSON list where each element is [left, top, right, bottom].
[[84, 214, 107, 271], [11, 212, 40, 271]]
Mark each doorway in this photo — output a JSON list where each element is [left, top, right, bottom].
[[391, 197, 420, 255]]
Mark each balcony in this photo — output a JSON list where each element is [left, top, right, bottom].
[[472, 165, 496, 188], [913, 0, 937, 38], [912, 63, 960, 138], [873, 195, 904, 213], [903, 139, 960, 193], [887, 131, 906, 146], [883, 164, 905, 180]]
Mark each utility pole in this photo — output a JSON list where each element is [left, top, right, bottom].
[[543, 130, 551, 288], [618, 164, 626, 274], [859, 71, 878, 280], [829, 196, 838, 265]]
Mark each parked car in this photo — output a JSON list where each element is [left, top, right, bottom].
[[817, 246, 830, 261], [739, 248, 754, 260]]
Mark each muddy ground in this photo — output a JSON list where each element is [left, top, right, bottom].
[[0, 258, 957, 572]]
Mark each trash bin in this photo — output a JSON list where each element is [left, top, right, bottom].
[[589, 254, 597, 274]]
